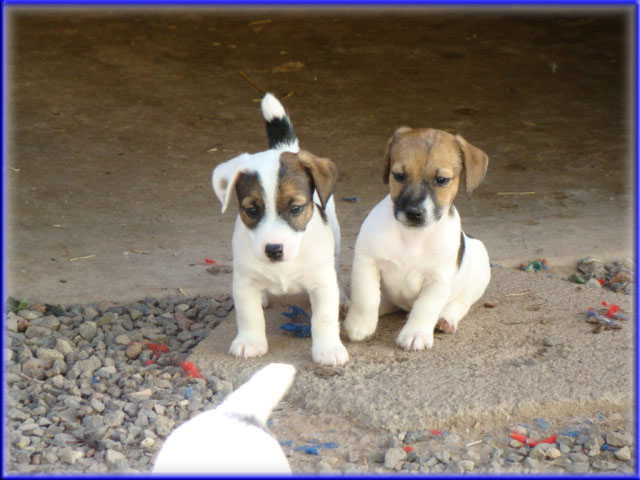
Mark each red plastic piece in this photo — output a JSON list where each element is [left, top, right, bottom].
[[430, 428, 443, 437], [181, 361, 205, 379], [597, 279, 605, 286], [540, 435, 557, 444], [145, 360, 155, 366], [605, 303, 620, 318], [404, 446, 414, 453], [146, 342, 169, 354], [205, 258, 216, 264], [510, 431, 557, 447], [602, 301, 608, 306]]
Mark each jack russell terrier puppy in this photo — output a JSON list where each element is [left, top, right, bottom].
[[211, 93, 349, 366], [344, 127, 491, 350], [153, 363, 295, 473]]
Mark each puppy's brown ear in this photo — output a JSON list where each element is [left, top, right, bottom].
[[298, 150, 337, 210], [456, 134, 489, 196], [383, 126, 412, 184]]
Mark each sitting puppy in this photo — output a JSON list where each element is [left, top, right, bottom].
[[211, 93, 348, 366], [153, 363, 295, 473], [344, 127, 491, 350]]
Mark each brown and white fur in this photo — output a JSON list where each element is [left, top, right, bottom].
[[211, 93, 348, 366], [344, 127, 491, 350]]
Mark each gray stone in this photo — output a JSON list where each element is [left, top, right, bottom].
[[115, 334, 131, 345], [384, 448, 407, 470], [568, 452, 589, 463], [125, 342, 143, 360], [96, 312, 118, 326], [7, 315, 19, 332], [457, 460, 475, 472], [583, 433, 604, 451], [542, 337, 561, 346], [556, 434, 576, 447], [614, 446, 631, 461], [104, 410, 125, 427], [22, 358, 47, 379], [55, 338, 73, 356], [592, 459, 618, 471], [8, 407, 30, 421], [79, 321, 98, 341], [82, 415, 104, 429], [24, 325, 51, 339], [37, 348, 65, 363], [425, 456, 439, 468], [105, 449, 128, 469], [606, 431, 633, 447], [528, 445, 547, 460], [19, 309, 42, 320], [546, 447, 562, 459], [154, 415, 174, 436], [524, 457, 540, 472], [38, 315, 61, 330], [585, 278, 602, 288], [404, 430, 429, 444]]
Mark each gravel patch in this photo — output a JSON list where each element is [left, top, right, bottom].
[[5, 294, 233, 473], [5, 295, 636, 474]]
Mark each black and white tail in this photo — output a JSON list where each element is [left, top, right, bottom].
[[261, 93, 299, 152]]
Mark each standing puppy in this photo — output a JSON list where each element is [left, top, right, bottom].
[[211, 93, 348, 366], [344, 127, 491, 350]]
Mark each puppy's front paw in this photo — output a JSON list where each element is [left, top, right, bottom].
[[312, 341, 349, 366], [436, 318, 457, 333], [229, 335, 268, 358], [344, 312, 377, 341], [396, 326, 434, 350]]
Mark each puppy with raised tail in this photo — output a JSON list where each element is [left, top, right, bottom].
[[211, 93, 348, 366], [153, 363, 295, 473], [344, 127, 491, 350]]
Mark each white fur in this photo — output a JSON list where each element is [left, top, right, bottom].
[[211, 96, 348, 366], [152, 363, 295, 474], [261, 93, 286, 121], [344, 195, 490, 350]]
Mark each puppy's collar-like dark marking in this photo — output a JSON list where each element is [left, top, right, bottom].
[[457, 230, 466, 270], [315, 202, 328, 223], [224, 412, 267, 432]]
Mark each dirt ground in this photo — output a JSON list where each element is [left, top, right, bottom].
[[6, 8, 634, 304], [4, 7, 636, 473]]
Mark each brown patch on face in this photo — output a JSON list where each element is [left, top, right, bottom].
[[384, 128, 463, 214], [277, 152, 314, 232], [235, 172, 265, 229]]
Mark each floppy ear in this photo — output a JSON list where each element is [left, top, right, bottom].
[[455, 135, 489, 196], [297, 150, 337, 210], [211, 153, 251, 213], [383, 126, 412, 184]]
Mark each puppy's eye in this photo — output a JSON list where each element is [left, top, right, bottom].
[[435, 176, 450, 186], [392, 172, 406, 182], [245, 206, 258, 218], [290, 205, 304, 216]]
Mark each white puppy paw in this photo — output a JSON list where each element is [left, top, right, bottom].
[[229, 335, 268, 358], [312, 341, 349, 366], [343, 313, 377, 341], [435, 317, 457, 333], [396, 326, 434, 350]]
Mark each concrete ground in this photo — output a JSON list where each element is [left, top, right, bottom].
[[6, 8, 634, 304], [5, 7, 636, 464]]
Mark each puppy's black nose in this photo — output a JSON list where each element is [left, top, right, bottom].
[[404, 206, 424, 222], [265, 243, 284, 261]]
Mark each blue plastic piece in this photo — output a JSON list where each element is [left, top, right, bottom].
[[280, 440, 293, 447], [341, 196, 359, 203], [185, 387, 192, 399], [295, 446, 320, 455]]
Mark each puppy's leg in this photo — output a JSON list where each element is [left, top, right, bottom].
[[344, 253, 381, 341], [397, 281, 450, 350], [229, 277, 268, 358], [436, 301, 470, 333], [308, 280, 349, 366], [437, 240, 491, 333]]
